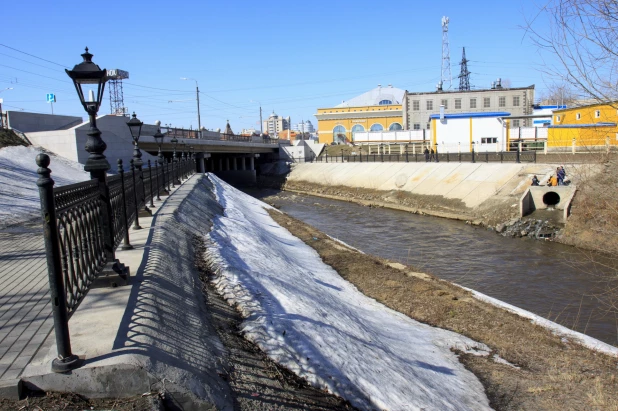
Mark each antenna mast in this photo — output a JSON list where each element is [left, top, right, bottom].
[[458, 47, 471, 91], [441, 16, 452, 90], [107, 69, 130, 116]]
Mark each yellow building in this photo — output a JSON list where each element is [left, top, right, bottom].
[[549, 102, 618, 148], [315, 85, 404, 144]]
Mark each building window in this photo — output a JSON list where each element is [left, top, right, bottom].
[[426, 100, 433, 110], [576, 112, 581, 120], [513, 96, 520, 106], [455, 99, 461, 109], [512, 119, 520, 127], [379, 100, 392, 105], [481, 137, 498, 144], [426, 122, 431, 129], [333, 125, 346, 143], [389, 123, 403, 131], [351, 124, 365, 140], [499, 96, 506, 107], [595, 110, 601, 118], [556, 115, 561, 122], [441, 99, 448, 109], [370, 124, 384, 132], [413, 123, 421, 130], [484, 97, 491, 108], [470, 98, 477, 109], [413, 100, 420, 111]]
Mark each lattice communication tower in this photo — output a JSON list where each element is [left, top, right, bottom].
[[107, 69, 129, 116], [441, 16, 452, 90], [458, 47, 471, 91]]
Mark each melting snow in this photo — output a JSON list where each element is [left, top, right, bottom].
[[205, 174, 492, 410], [0, 146, 89, 228]]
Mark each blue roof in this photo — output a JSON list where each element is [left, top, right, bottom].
[[429, 112, 511, 119], [536, 105, 567, 109], [548, 122, 617, 128]]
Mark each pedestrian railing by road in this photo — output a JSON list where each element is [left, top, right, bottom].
[[307, 150, 536, 164], [35, 154, 196, 372]]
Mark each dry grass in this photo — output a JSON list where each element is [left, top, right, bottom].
[[269, 209, 618, 411]]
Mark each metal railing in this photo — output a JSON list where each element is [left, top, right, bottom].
[[35, 154, 196, 371], [310, 149, 536, 164]]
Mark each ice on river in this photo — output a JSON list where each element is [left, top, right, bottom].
[[205, 174, 492, 410]]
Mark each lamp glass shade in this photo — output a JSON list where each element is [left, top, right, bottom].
[[126, 112, 143, 142], [153, 129, 165, 145], [65, 48, 108, 114]]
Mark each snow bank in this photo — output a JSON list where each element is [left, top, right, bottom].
[[0, 146, 89, 228], [463, 286, 618, 358], [204, 174, 492, 410]]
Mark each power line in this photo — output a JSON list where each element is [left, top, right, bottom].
[[0, 44, 69, 68]]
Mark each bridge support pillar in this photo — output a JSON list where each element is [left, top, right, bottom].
[[240, 157, 246, 171], [226, 158, 230, 171], [250, 156, 255, 171]]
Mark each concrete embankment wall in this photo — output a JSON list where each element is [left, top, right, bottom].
[[287, 163, 557, 208]]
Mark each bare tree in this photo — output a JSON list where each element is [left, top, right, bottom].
[[526, 0, 618, 105], [537, 81, 580, 105]]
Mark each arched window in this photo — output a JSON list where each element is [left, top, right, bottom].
[[378, 100, 393, 105], [351, 124, 365, 140], [333, 125, 347, 143], [370, 123, 384, 132], [389, 123, 403, 131]]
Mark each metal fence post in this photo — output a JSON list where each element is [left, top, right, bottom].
[[130, 159, 142, 229], [154, 161, 162, 201], [35, 154, 82, 373], [117, 159, 133, 250]]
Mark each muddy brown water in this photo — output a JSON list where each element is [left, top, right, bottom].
[[245, 189, 618, 346]]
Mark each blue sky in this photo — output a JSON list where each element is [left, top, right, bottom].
[[0, 0, 558, 132]]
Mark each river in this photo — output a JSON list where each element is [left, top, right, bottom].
[[246, 189, 618, 346]]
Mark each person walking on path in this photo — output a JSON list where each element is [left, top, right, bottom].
[[429, 148, 435, 162], [531, 175, 539, 186], [424, 147, 430, 162]]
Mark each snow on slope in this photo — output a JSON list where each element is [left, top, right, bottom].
[[205, 174, 492, 411], [0, 146, 89, 228]]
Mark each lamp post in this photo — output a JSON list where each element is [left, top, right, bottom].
[[126, 112, 150, 215], [153, 125, 168, 195], [171, 133, 180, 185], [59, 47, 127, 373], [181, 78, 202, 139]]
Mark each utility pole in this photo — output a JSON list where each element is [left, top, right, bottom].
[[181, 78, 202, 139], [196, 83, 202, 139], [260, 106, 263, 134]]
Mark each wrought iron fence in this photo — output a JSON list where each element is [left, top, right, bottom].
[[311, 149, 536, 164], [36, 154, 197, 372]]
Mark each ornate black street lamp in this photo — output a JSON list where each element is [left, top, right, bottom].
[[127, 112, 143, 168], [65, 48, 109, 174], [126, 113, 150, 215], [60, 47, 128, 373], [171, 132, 180, 185], [153, 124, 168, 195]]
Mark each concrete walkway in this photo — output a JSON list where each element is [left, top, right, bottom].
[[0, 221, 53, 385]]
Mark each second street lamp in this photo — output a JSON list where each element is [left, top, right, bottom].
[[126, 113, 150, 215], [153, 124, 168, 195], [171, 133, 180, 185]]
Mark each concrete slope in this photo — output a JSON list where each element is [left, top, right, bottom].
[[287, 163, 560, 209]]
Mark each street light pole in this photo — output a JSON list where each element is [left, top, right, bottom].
[[181, 78, 202, 139]]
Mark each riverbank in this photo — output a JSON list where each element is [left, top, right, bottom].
[[267, 208, 618, 410], [280, 161, 610, 248]]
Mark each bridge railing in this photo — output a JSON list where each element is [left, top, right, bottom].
[[35, 154, 196, 371]]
